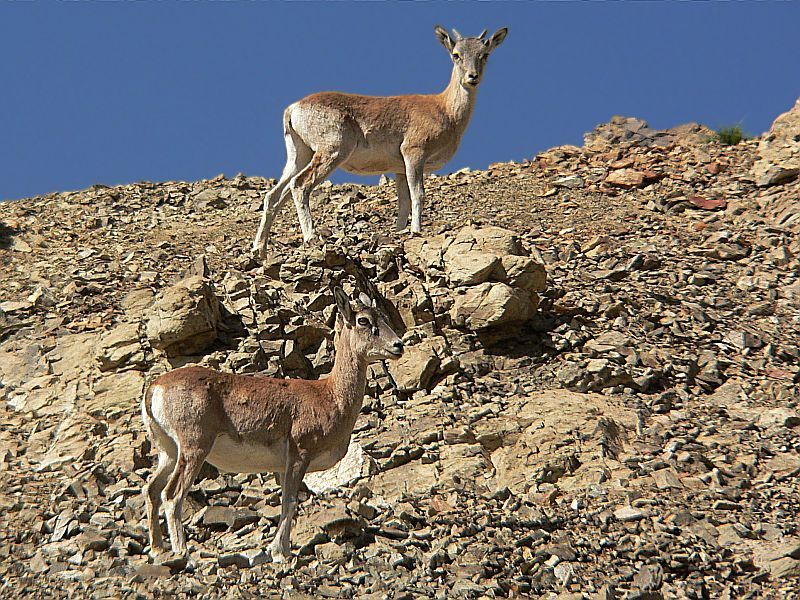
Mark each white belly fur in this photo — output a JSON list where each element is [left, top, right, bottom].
[[206, 435, 286, 474], [307, 444, 349, 473], [205, 434, 350, 475]]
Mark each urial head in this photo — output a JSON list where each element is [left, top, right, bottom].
[[435, 25, 508, 89], [333, 287, 404, 363]]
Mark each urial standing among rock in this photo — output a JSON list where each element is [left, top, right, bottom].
[[253, 25, 508, 256], [141, 288, 404, 561]]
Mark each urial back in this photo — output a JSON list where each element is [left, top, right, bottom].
[[141, 287, 403, 562], [253, 25, 508, 256]]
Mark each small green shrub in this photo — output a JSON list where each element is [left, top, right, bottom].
[[715, 124, 748, 146]]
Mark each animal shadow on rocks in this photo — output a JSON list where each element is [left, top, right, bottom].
[[478, 297, 595, 363], [0, 220, 17, 250]]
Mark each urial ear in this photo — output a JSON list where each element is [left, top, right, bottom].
[[487, 27, 508, 51], [434, 24, 455, 52], [333, 286, 354, 324], [358, 292, 374, 309]]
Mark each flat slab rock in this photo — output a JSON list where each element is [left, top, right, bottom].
[[489, 390, 638, 494]]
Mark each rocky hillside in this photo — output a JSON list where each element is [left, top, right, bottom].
[[1, 99, 799, 599]]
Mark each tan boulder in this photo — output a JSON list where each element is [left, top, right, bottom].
[[444, 225, 521, 259], [500, 255, 547, 292], [385, 278, 434, 328], [389, 336, 445, 391], [145, 276, 221, 356], [451, 282, 536, 330], [96, 322, 146, 372], [404, 235, 445, 271], [605, 168, 647, 188], [444, 250, 500, 286], [368, 460, 438, 502]]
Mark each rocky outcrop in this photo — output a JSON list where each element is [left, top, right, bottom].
[[2, 105, 800, 598], [584, 116, 713, 150], [403, 225, 546, 334], [754, 98, 800, 186]]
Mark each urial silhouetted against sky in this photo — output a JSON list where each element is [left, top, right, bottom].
[[2, 2, 799, 201]]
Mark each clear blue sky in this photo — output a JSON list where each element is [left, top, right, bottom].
[[2, 1, 799, 201]]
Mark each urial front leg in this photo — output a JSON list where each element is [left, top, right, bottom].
[[268, 444, 309, 563], [395, 172, 411, 231], [402, 149, 426, 234]]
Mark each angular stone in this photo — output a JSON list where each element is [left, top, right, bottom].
[[651, 468, 682, 490], [445, 250, 500, 286], [404, 235, 445, 270], [605, 168, 655, 189], [451, 282, 536, 330], [132, 564, 172, 580], [491, 391, 637, 494], [369, 461, 438, 502], [200, 506, 261, 530], [145, 276, 221, 356], [553, 175, 584, 189], [466, 226, 521, 256], [389, 337, 443, 391], [614, 506, 646, 522], [501, 255, 547, 292], [304, 441, 377, 494], [96, 322, 145, 372], [754, 538, 800, 579], [218, 548, 269, 568], [757, 408, 800, 429]]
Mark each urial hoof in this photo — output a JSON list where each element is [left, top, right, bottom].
[[267, 543, 291, 564], [148, 544, 168, 558]]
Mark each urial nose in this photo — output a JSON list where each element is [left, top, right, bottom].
[[392, 341, 404, 354], [466, 72, 479, 83]]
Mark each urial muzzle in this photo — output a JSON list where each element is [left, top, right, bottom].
[[388, 341, 404, 358]]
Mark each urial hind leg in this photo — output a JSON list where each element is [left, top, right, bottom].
[[161, 446, 209, 555], [253, 131, 312, 256], [268, 444, 308, 563], [144, 450, 176, 552], [289, 147, 351, 243], [395, 172, 411, 231]]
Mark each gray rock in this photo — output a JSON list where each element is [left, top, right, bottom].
[[200, 506, 261, 530]]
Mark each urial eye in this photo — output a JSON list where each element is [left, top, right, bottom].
[[453, 53, 461, 61], [357, 317, 371, 327]]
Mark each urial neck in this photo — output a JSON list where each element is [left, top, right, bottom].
[[328, 327, 368, 411], [440, 66, 477, 126]]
